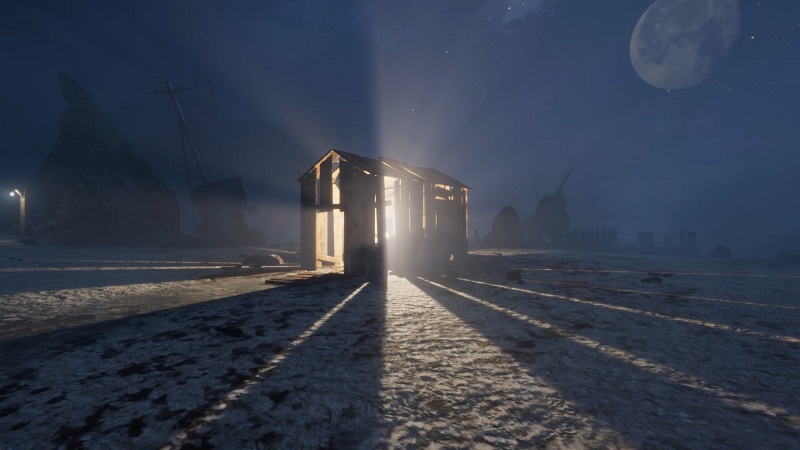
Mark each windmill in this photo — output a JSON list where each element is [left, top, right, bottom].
[[522, 168, 573, 243], [150, 79, 262, 244]]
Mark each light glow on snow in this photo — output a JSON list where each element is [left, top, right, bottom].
[[419, 277, 800, 429], [461, 278, 800, 343]]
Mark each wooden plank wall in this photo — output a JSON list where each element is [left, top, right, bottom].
[[303, 152, 467, 277]]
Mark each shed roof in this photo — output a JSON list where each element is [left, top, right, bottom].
[[299, 149, 470, 189]]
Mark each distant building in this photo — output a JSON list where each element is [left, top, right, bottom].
[[298, 149, 470, 277]]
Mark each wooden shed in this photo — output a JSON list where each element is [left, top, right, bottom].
[[298, 149, 470, 277]]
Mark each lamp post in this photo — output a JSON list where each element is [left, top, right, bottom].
[[9, 188, 25, 238]]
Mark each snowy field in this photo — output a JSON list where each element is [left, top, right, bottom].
[[1, 243, 799, 449]]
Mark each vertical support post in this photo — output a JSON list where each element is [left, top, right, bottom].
[[316, 209, 328, 262], [374, 174, 386, 280], [395, 179, 410, 274], [340, 161, 355, 275], [300, 170, 318, 270], [422, 183, 436, 273], [409, 181, 423, 236], [455, 187, 468, 266], [408, 180, 424, 274], [423, 183, 435, 239], [348, 169, 370, 276]]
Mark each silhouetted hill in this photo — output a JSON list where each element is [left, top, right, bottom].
[[25, 73, 180, 244]]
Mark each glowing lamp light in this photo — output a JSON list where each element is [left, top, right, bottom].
[[9, 188, 25, 237]]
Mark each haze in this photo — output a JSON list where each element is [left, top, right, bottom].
[[2, 0, 798, 251]]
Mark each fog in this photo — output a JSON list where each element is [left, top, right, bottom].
[[2, 0, 798, 251]]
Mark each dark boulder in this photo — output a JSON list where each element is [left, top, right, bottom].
[[506, 269, 522, 281], [241, 254, 283, 268], [25, 73, 180, 244], [640, 276, 662, 284]]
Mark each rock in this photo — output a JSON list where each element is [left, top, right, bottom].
[[279, 252, 299, 263], [640, 276, 662, 284], [710, 246, 732, 258], [241, 254, 283, 268], [241, 255, 266, 268], [646, 271, 674, 277], [24, 73, 180, 244], [507, 269, 522, 281], [214, 325, 244, 337]]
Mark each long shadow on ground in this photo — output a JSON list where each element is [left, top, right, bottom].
[[172, 280, 387, 449], [409, 276, 800, 449], [0, 276, 384, 449], [459, 274, 800, 396]]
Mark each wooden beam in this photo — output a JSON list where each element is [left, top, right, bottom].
[[424, 183, 435, 238], [374, 173, 386, 279], [300, 171, 318, 270], [340, 161, 355, 275], [316, 254, 338, 264], [316, 210, 328, 262]]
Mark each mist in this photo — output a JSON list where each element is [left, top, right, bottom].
[[3, 2, 800, 447], [2, 0, 798, 252]]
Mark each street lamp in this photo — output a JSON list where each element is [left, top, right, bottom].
[[9, 188, 25, 238]]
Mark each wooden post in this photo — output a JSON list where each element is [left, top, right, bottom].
[[348, 169, 370, 276], [455, 187, 468, 266], [340, 161, 355, 275], [300, 170, 318, 270], [423, 183, 435, 271], [408, 180, 424, 274], [395, 179, 410, 274], [316, 210, 328, 263], [374, 174, 386, 280]]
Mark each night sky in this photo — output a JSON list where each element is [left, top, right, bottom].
[[2, 0, 798, 249]]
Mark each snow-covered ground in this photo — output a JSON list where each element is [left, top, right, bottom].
[[0, 244, 798, 449]]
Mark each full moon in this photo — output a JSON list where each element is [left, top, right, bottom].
[[630, 0, 742, 90]]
